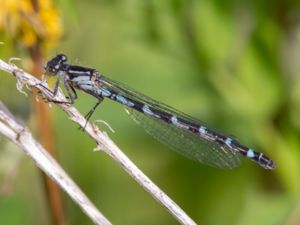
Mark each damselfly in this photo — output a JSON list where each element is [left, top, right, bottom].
[[44, 54, 276, 170]]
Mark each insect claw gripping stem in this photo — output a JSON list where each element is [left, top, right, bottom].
[[34, 83, 72, 105]]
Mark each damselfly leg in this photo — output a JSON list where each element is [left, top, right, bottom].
[[34, 83, 71, 104], [79, 98, 104, 131]]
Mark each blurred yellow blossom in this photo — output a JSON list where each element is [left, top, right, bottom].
[[0, 0, 63, 49]]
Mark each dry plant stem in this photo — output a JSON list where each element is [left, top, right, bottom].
[[0, 58, 197, 225], [0, 102, 112, 225]]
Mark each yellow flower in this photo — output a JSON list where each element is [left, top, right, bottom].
[[0, 0, 63, 49]]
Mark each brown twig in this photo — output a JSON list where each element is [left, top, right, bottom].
[[0, 101, 112, 225]]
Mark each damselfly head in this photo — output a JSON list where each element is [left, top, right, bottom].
[[44, 54, 68, 76]]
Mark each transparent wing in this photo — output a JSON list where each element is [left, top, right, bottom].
[[101, 76, 242, 169], [127, 108, 241, 169]]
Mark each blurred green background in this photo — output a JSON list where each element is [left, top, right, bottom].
[[1, 0, 300, 225]]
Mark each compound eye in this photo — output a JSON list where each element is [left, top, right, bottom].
[[61, 55, 67, 62]]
